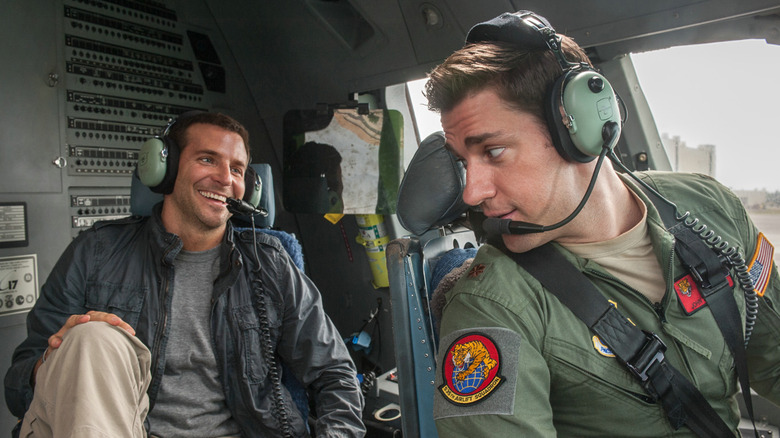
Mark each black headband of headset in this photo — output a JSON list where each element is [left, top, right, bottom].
[[462, 10, 623, 163], [466, 11, 552, 49], [465, 11, 581, 72]]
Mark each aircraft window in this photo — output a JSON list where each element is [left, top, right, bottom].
[[631, 40, 780, 256], [407, 78, 442, 139]]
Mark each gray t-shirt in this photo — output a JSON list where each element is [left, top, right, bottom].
[[147, 246, 241, 438]]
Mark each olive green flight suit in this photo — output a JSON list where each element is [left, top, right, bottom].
[[434, 172, 780, 437]]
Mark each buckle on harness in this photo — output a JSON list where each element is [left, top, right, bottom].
[[626, 331, 667, 382]]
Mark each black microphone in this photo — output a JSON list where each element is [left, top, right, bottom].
[[482, 218, 548, 235], [225, 197, 268, 217], [482, 122, 619, 236]]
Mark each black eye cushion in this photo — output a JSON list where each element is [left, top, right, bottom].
[[396, 131, 468, 235]]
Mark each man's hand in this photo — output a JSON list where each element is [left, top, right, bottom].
[[33, 311, 135, 385]]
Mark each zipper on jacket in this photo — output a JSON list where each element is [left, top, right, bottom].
[[586, 269, 655, 307], [652, 302, 665, 320], [584, 244, 677, 324], [656, 245, 677, 323], [148, 269, 171, 406]]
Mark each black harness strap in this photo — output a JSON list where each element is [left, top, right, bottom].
[[512, 243, 734, 437], [641, 185, 757, 435]]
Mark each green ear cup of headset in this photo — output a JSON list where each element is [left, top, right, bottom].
[[562, 71, 621, 156], [137, 137, 168, 188]]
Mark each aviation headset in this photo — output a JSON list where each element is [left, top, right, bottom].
[[465, 11, 623, 162], [137, 111, 263, 208]]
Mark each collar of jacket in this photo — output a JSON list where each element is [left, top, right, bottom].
[[150, 201, 247, 298], [146, 201, 242, 269]]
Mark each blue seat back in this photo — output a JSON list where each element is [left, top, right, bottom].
[[388, 131, 480, 438]]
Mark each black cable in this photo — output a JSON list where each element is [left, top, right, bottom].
[[254, 284, 294, 437], [247, 215, 294, 437], [608, 151, 758, 345]]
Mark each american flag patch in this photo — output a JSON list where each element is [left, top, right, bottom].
[[748, 233, 775, 296]]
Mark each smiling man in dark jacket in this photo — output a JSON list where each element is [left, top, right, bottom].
[[4, 112, 365, 437]]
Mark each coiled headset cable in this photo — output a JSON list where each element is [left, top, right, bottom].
[[232, 208, 294, 437], [609, 151, 759, 345], [253, 278, 294, 437]]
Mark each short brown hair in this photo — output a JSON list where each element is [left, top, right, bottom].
[[168, 112, 251, 163], [425, 36, 591, 122]]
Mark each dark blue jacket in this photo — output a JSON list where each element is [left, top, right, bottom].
[[5, 204, 365, 437]]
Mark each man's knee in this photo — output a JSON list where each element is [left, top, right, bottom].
[[54, 322, 151, 373], [24, 322, 151, 438], [65, 321, 132, 347]]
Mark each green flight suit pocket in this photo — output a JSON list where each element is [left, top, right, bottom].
[[545, 335, 657, 412]]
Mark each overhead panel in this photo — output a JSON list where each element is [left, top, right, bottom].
[[396, 1, 464, 65], [511, 0, 780, 52], [61, 0, 225, 237]]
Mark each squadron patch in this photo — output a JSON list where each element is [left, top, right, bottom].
[[674, 273, 706, 315], [439, 333, 503, 405], [748, 233, 775, 296], [434, 328, 520, 419]]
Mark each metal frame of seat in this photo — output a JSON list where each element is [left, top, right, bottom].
[[386, 228, 477, 438]]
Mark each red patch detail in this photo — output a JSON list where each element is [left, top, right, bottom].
[[439, 333, 503, 405], [674, 273, 706, 315], [468, 264, 486, 278]]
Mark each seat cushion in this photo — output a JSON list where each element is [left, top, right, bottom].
[[397, 132, 468, 235]]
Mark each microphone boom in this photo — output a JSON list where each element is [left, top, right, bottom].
[[226, 197, 269, 217]]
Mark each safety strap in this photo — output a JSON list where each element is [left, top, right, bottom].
[[511, 243, 734, 437], [639, 184, 757, 436]]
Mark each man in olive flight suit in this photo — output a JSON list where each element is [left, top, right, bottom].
[[425, 11, 779, 437]]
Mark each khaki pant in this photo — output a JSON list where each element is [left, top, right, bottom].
[[19, 322, 152, 438]]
